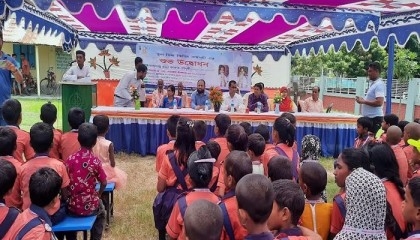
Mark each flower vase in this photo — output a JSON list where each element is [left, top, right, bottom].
[[275, 103, 280, 114], [104, 71, 110, 78], [214, 103, 221, 112], [134, 99, 141, 110]]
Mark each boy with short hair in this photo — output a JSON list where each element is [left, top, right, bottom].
[[0, 159, 19, 239], [299, 162, 332, 240], [212, 113, 232, 168], [220, 151, 253, 240], [354, 116, 374, 148], [236, 174, 275, 240], [0, 127, 22, 207], [387, 126, 409, 185], [193, 120, 207, 149], [240, 122, 252, 136], [40, 102, 62, 160], [5, 167, 62, 239], [402, 177, 420, 240], [155, 115, 180, 172], [247, 133, 266, 175], [66, 123, 107, 240], [12, 122, 69, 217], [206, 140, 221, 192], [381, 113, 399, 142], [403, 122, 420, 169], [184, 199, 223, 240], [268, 156, 293, 181], [59, 107, 85, 162], [1, 99, 35, 162]]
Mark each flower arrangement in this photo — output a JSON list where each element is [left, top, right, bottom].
[[89, 49, 120, 78], [209, 86, 223, 105], [273, 92, 283, 104], [129, 85, 139, 100]]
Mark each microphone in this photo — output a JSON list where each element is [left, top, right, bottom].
[[69, 60, 76, 66]]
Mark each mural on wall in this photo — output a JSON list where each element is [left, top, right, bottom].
[[252, 64, 263, 78], [88, 49, 120, 78]]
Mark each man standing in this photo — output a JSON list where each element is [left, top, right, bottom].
[[0, 33, 23, 126], [152, 79, 167, 108], [134, 57, 146, 107], [301, 86, 324, 113], [62, 50, 90, 81], [191, 79, 209, 110], [221, 80, 243, 111], [113, 64, 147, 107], [356, 62, 385, 135]]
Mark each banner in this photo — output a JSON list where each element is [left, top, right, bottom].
[[136, 43, 252, 91]]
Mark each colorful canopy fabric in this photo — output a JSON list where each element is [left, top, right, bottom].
[[2, 0, 420, 54]]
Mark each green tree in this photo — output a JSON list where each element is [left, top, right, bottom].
[[394, 48, 418, 82]]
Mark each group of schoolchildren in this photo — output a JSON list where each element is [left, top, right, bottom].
[[154, 111, 420, 240], [0, 99, 126, 240]]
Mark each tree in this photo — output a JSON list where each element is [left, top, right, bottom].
[[394, 48, 419, 82]]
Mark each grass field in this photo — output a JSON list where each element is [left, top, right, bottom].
[[15, 97, 339, 239]]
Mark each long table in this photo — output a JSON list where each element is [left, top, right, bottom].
[[91, 106, 359, 158]]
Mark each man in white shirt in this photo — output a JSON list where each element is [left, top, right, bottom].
[[62, 50, 90, 81], [113, 64, 147, 107], [222, 80, 243, 111], [301, 86, 324, 113], [152, 79, 167, 107]]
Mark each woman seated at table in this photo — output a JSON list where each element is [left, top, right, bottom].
[[162, 85, 182, 108], [279, 86, 297, 112]]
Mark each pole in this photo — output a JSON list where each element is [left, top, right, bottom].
[[386, 36, 395, 114]]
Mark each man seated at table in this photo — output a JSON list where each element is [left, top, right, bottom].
[[62, 50, 90, 81], [222, 80, 243, 112], [113, 64, 147, 107], [177, 82, 188, 108], [152, 79, 167, 108], [301, 86, 324, 113], [247, 82, 269, 112], [191, 79, 209, 110]]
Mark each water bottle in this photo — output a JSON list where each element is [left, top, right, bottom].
[[205, 100, 209, 111], [173, 98, 177, 110], [257, 102, 262, 114], [230, 99, 235, 113]]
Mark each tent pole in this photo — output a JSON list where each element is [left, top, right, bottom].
[[386, 36, 395, 115]]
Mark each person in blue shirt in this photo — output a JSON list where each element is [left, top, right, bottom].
[[191, 79, 209, 110], [0, 33, 23, 126], [161, 85, 182, 109]]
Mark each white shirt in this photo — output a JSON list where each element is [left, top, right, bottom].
[[222, 92, 243, 111], [362, 78, 385, 118], [62, 65, 90, 81], [114, 71, 146, 101]]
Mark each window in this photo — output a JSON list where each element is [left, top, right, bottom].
[[13, 44, 36, 68]]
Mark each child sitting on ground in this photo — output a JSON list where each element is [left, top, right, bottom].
[[299, 162, 332, 240], [166, 146, 220, 240], [236, 174, 275, 239], [247, 133, 266, 175], [155, 115, 180, 172], [2, 99, 35, 162], [184, 200, 223, 240], [40, 102, 62, 160], [193, 120, 207, 149], [59, 107, 85, 161], [92, 114, 127, 190], [212, 114, 232, 168], [354, 117, 374, 148], [268, 156, 293, 181], [386, 125, 409, 185], [5, 167, 62, 239], [408, 137, 420, 179], [380, 113, 399, 142], [401, 177, 420, 240], [240, 122, 252, 136], [219, 150, 253, 240], [0, 159, 19, 239], [206, 140, 221, 192], [66, 123, 107, 240], [0, 127, 22, 208]]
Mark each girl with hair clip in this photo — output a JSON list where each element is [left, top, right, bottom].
[[366, 142, 407, 240], [166, 146, 220, 240], [330, 147, 374, 239]]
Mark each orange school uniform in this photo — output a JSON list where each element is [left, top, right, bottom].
[[391, 144, 409, 185], [8, 126, 35, 163], [300, 200, 332, 240], [4, 205, 54, 240], [219, 191, 247, 240], [158, 151, 193, 190], [166, 190, 220, 240], [262, 143, 300, 180], [0, 202, 19, 238], [261, 143, 276, 175], [330, 193, 346, 235], [15, 156, 69, 215], [155, 140, 175, 172], [212, 137, 230, 168], [59, 131, 80, 162], [383, 180, 406, 240], [195, 141, 205, 150], [49, 128, 62, 160], [1, 156, 22, 208]]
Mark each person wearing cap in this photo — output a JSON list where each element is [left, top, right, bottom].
[[408, 138, 420, 179], [278, 86, 297, 113]]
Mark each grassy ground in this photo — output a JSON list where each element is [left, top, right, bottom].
[[16, 97, 339, 239]]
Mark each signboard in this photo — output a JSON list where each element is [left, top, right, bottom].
[[136, 43, 252, 90], [55, 48, 72, 71]]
